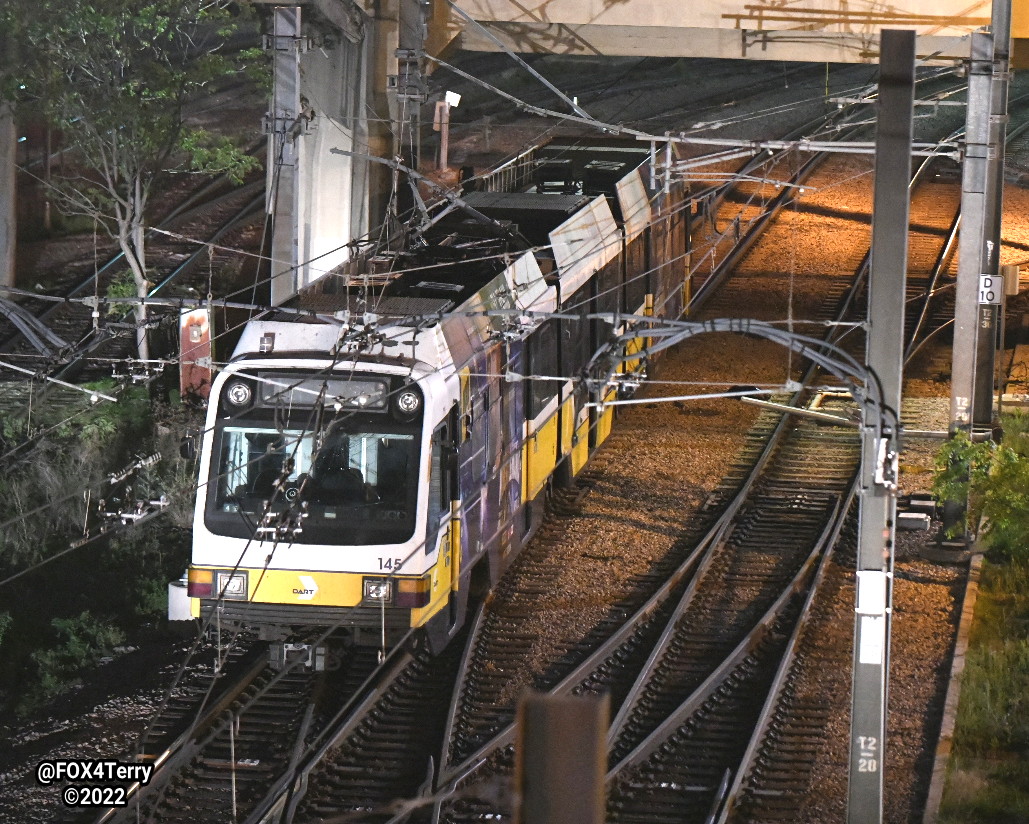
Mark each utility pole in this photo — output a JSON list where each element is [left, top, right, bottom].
[[950, 0, 1012, 433], [0, 26, 16, 289], [848, 28, 914, 824], [388, 0, 429, 225]]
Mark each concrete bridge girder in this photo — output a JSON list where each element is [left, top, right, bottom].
[[429, 0, 1015, 64], [257, 0, 1028, 306]]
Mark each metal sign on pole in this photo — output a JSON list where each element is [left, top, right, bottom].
[[848, 28, 914, 824]]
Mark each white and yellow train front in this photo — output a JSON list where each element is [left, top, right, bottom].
[[188, 324, 459, 648]]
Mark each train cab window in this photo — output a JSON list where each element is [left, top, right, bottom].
[[207, 419, 421, 546]]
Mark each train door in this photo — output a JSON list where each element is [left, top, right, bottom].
[[458, 362, 485, 564], [524, 319, 560, 500], [593, 259, 621, 447], [559, 290, 593, 477], [501, 336, 525, 548], [481, 345, 505, 554]]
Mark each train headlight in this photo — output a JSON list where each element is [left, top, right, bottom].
[[363, 578, 393, 602], [225, 379, 254, 408], [391, 386, 422, 421], [215, 570, 249, 601]]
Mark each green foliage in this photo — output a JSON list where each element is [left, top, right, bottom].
[[0, 382, 153, 566], [933, 422, 1029, 561], [953, 638, 1029, 754], [0, 382, 201, 717], [180, 129, 261, 185], [969, 558, 1029, 647], [940, 760, 1029, 824], [134, 577, 171, 619], [20, 612, 125, 714], [998, 410, 1029, 451], [941, 556, 1029, 821], [3, 0, 264, 312], [933, 432, 994, 535], [105, 270, 141, 319]]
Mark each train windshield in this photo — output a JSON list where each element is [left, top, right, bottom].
[[206, 419, 421, 545]]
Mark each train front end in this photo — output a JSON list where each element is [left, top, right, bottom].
[[187, 321, 459, 652]]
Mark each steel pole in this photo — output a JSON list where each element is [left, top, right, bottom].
[[985, 0, 1013, 420], [848, 29, 914, 824], [267, 6, 303, 306]]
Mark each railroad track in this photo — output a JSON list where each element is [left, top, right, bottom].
[[628, 75, 1029, 824], [87, 641, 383, 824], [605, 418, 857, 824], [127, 72, 975, 824], [44, 63, 1029, 824], [421, 76, 987, 822]]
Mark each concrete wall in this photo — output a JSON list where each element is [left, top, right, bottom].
[[267, 3, 373, 304]]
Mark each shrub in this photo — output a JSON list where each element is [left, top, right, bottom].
[[20, 612, 125, 715], [933, 424, 1029, 562]]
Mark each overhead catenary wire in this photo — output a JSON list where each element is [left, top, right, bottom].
[[0, 120, 866, 437], [0, 46, 946, 637], [1, 99, 888, 553], [0, 52, 979, 814]]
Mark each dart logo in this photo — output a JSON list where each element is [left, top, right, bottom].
[[293, 576, 319, 600]]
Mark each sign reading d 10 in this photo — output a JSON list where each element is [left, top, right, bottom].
[[979, 275, 1003, 305]]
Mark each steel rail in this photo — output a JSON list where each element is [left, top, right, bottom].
[[92, 649, 270, 824], [204, 73, 982, 824], [421, 87, 966, 813], [242, 640, 417, 824], [420, 92, 911, 814], [606, 492, 846, 778], [713, 483, 859, 823]]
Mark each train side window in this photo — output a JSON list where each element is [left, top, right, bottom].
[[426, 419, 450, 553], [527, 319, 558, 419], [559, 314, 591, 379], [559, 282, 592, 380]]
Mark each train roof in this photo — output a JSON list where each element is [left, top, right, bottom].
[[430, 191, 591, 248], [281, 135, 656, 328]]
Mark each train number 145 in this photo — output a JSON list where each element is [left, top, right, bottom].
[[379, 557, 403, 571]]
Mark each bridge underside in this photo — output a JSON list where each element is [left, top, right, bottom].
[[433, 1, 1028, 66], [453, 24, 971, 65]]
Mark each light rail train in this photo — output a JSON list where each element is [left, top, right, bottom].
[[185, 138, 690, 658]]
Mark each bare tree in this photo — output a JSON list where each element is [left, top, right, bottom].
[[12, 0, 263, 359]]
